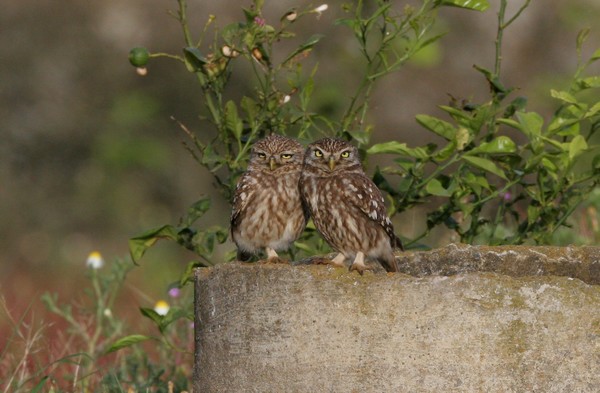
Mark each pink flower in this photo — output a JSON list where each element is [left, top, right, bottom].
[[168, 287, 181, 298], [254, 16, 266, 27]]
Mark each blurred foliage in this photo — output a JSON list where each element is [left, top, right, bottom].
[[129, 0, 599, 277], [3, 255, 192, 392]]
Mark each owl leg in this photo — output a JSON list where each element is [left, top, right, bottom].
[[330, 252, 346, 267], [262, 247, 288, 264], [349, 251, 372, 275]]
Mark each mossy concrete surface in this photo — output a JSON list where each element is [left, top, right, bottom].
[[395, 244, 600, 285], [194, 245, 600, 392]]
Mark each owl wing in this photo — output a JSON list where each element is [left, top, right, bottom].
[[341, 174, 399, 248], [230, 172, 257, 230]]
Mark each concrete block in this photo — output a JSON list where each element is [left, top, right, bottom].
[[193, 245, 600, 392]]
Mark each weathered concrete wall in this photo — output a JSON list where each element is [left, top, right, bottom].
[[194, 245, 600, 392]]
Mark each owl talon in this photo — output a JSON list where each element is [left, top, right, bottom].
[[262, 256, 289, 265], [349, 251, 372, 275], [349, 263, 373, 275], [312, 257, 344, 267]]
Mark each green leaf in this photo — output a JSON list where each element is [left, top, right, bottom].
[[576, 28, 590, 52], [282, 34, 324, 66], [438, 105, 471, 122], [547, 114, 580, 136], [179, 260, 207, 286], [468, 136, 516, 155], [550, 89, 578, 105], [253, 0, 265, 12], [224, 101, 243, 141], [473, 64, 507, 94], [194, 226, 228, 255], [159, 307, 192, 332], [454, 126, 471, 151], [575, 76, 600, 91], [591, 48, 600, 61], [516, 111, 544, 138], [140, 307, 164, 326], [434, 141, 457, 161], [105, 335, 154, 354], [184, 196, 211, 227], [527, 205, 540, 226], [242, 7, 259, 23], [462, 156, 507, 179], [367, 141, 430, 159], [503, 96, 528, 118], [221, 22, 243, 44], [241, 96, 259, 127], [425, 178, 452, 197], [31, 377, 50, 393], [183, 47, 208, 72], [416, 114, 456, 141], [541, 157, 559, 180], [585, 102, 600, 118], [201, 142, 225, 170], [435, 0, 490, 11], [129, 225, 178, 263], [347, 129, 371, 146], [496, 118, 521, 130], [541, 157, 558, 172], [568, 135, 588, 160]]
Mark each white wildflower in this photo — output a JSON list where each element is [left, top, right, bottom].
[[154, 300, 170, 316], [86, 251, 104, 269]]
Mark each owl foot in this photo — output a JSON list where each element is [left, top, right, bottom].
[[349, 263, 373, 275], [261, 256, 289, 265], [349, 251, 372, 275], [255, 248, 288, 264], [312, 257, 344, 267], [313, 252, 346, 268]]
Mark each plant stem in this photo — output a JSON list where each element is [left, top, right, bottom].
[[494, 1, 507, 76], [177, 0, 194, 47]]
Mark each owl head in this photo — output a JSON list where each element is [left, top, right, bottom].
[[248, 134, 304, 172], [303, 138, 363, 175]]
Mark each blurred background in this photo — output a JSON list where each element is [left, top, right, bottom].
[[1, 0, 599, 330]]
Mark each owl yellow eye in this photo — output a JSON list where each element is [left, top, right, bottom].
[[314, 149, 323, 157], [281, 153, 292, 159], [257, 152, 267, 159], [340, 151, 350, 158]]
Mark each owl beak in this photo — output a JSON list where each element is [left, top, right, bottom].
[[269, 156, 277, 171], [328, 156, 336, 171]]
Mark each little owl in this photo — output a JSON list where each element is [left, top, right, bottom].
[[299, 138, 402, 274], [230, 134, 307, 262]]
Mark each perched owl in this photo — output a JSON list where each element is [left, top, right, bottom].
[[299, 138, 402, 274], [230, 134, 307, 262]]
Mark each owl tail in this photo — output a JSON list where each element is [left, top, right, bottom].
[[394, 235, 404, 251], [378, 253, 398, 273], [237, 249, 253, 262]]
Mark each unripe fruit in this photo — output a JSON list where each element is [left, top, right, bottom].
[[128, 47, 150, 67]]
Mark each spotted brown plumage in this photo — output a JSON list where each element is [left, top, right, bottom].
[[230, 134, 307, 262], [299, 138, 401, 273]]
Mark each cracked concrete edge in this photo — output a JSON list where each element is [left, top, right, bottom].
[[395, 244, 600, 285]]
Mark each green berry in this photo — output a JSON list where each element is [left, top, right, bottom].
[[128, 47, 150, 67]]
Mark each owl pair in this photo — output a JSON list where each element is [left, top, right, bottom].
[[230, 134, 402, 274]]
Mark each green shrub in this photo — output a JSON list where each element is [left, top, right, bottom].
[[128, 0, 600, 269]]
